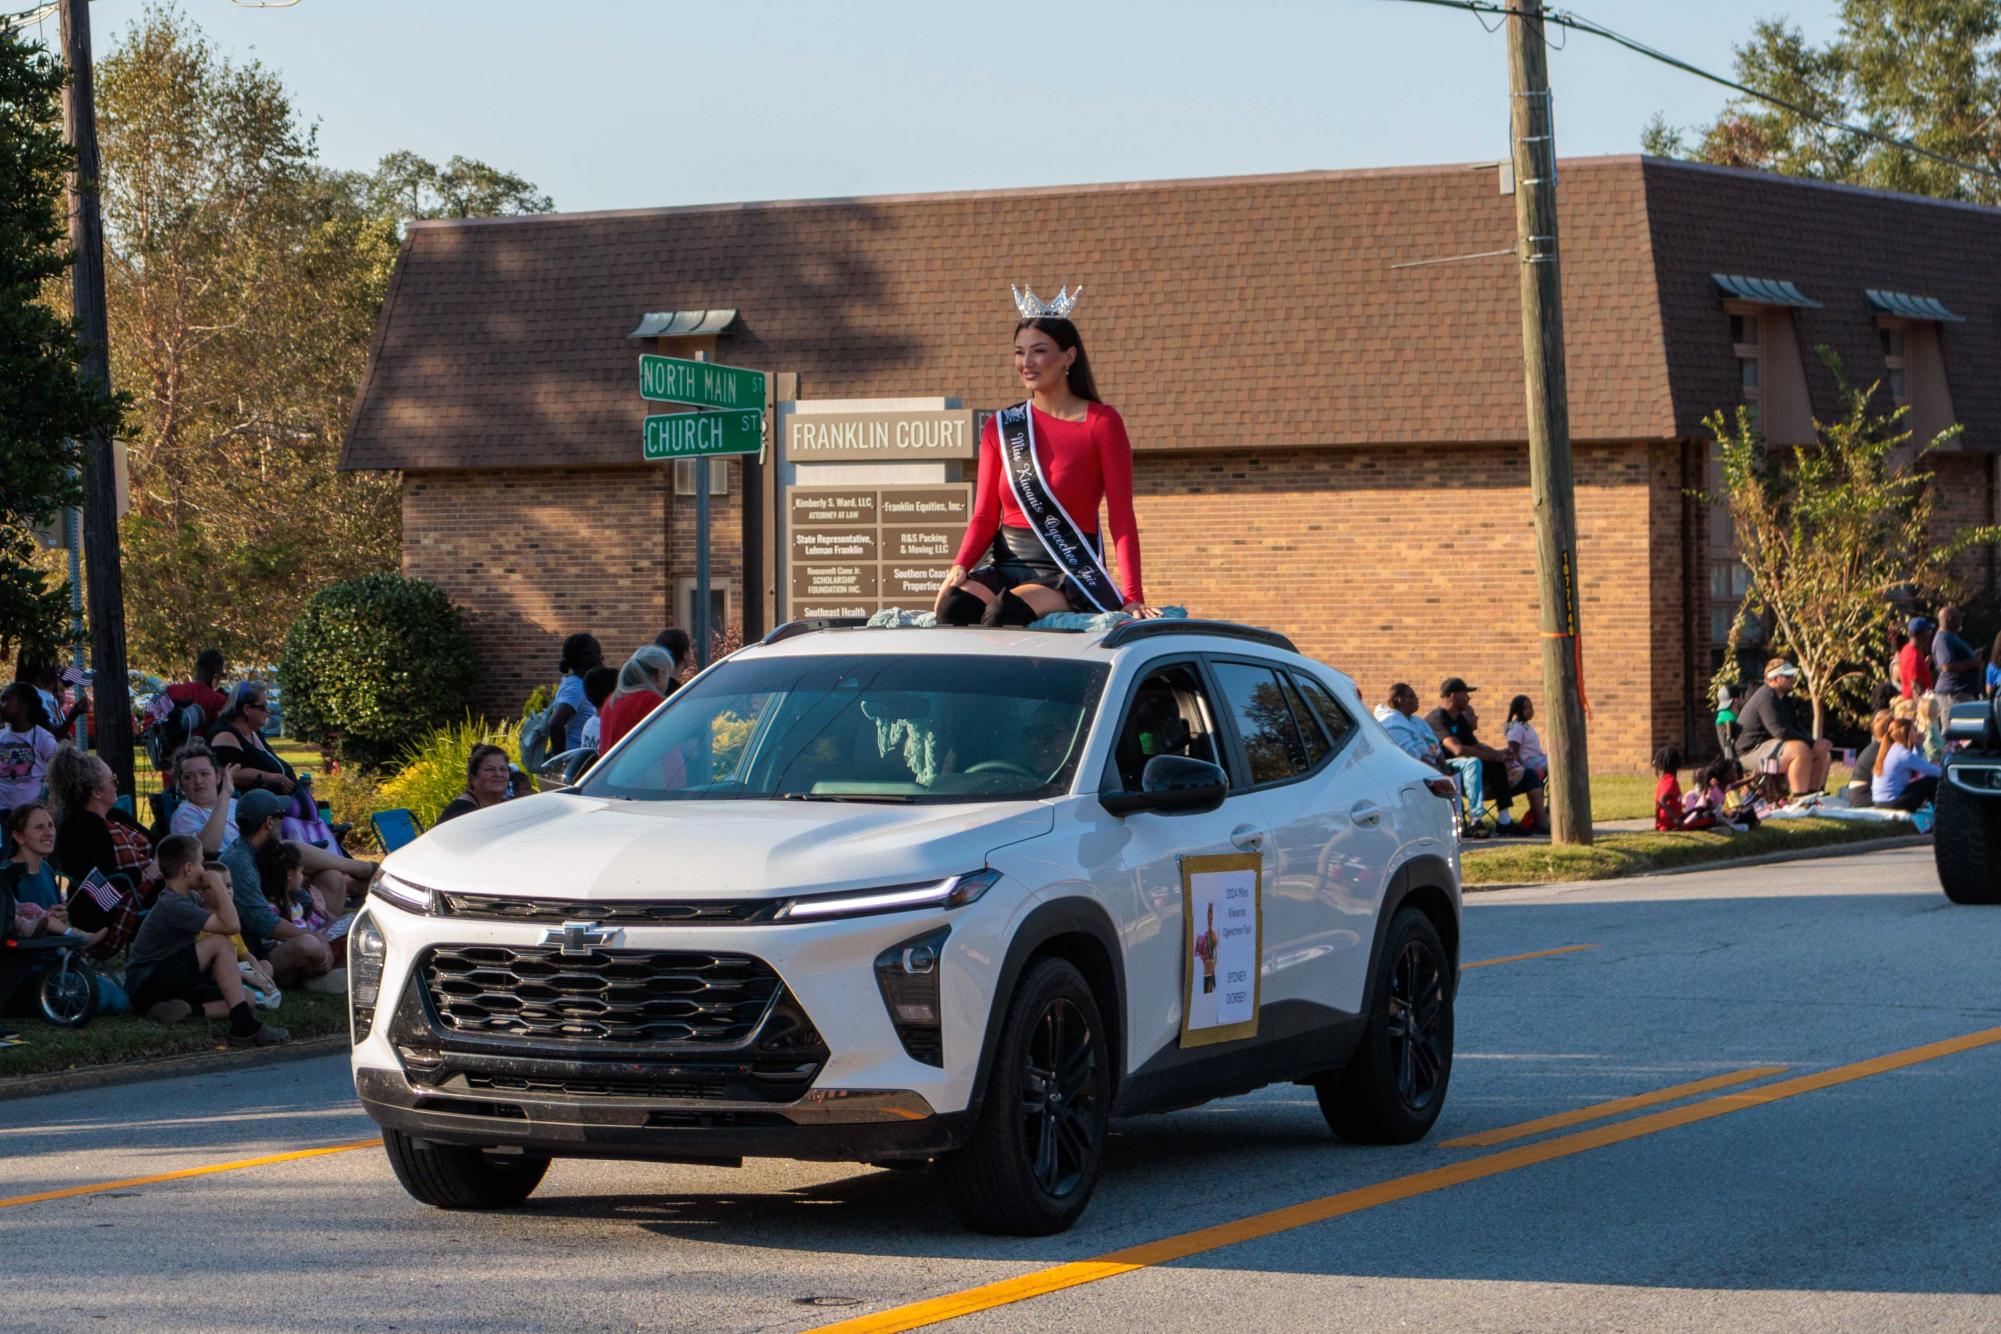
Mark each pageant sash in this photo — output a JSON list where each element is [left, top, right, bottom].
[[995, 402, 1122, 613]]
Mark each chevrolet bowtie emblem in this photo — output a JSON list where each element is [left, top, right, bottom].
[[542, 920, 620, 955]]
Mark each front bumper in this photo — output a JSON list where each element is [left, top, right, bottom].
[[351, 883, 1020, 1161], [356, 1067, 965, 1163]]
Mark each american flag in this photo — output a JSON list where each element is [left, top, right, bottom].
[[73, 868, 122, 914]]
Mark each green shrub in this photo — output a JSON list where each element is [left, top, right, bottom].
[[379, 715, 522, 829], [520, 682, 551, 722], [281, 573, 478, 769], [314, 761, 386, 855]]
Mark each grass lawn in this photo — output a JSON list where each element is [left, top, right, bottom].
[[1462, 815, 1916, 886], [0, 992, 348, 1081]]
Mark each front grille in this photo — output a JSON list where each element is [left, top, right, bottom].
[[438, 893, 780, 926], [419, 945, 782, 1046]]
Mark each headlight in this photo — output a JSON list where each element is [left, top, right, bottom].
[[774, 868, 1002, 922], [368, 868, 435, 915], [348, 910, 385, 1038]]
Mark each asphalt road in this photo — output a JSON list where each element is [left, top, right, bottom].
[[7, 845, 2000, 1332]]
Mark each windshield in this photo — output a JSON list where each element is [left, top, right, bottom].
[[580, 652, 1107, 803]]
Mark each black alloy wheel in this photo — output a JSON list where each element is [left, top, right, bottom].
[[1020, 996, 1101, 1199], [1386, 935, 1449, 1114], [1318, 907, 1454, 1144], [940, 957, 1111, 1235]]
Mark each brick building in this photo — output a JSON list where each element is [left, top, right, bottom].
[[340, 155, 2001, 769]]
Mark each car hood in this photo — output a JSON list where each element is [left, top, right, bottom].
[[382, 793, 1056, 900]]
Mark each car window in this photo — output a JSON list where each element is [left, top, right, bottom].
[[1291, 674, 1357, 753], [1280, 673, 1329, 765], [583, 653, 1105, 803], [1108, 662, 1225, 792], [1280, 672, 1360, 756], [1212, 661, 1311, 785]]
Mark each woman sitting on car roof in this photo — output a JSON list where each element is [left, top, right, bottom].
[[934, 285, 1160, 627]]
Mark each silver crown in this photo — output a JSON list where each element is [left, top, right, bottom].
[[1011, 282, 1083, 320]]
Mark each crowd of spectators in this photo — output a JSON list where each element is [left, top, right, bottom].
[[1373, 677, 1548, 838]]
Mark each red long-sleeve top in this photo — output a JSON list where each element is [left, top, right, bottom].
[[953, 402, 1145, 604]]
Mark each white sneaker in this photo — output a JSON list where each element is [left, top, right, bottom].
[[304, 967, 349, 995]]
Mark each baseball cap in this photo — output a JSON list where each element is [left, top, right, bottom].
[[1908, 616, 1936, 635], [1764, 658, 1801, 680], [1439, 677, 1477, 697], [235, 787, 289, 832]]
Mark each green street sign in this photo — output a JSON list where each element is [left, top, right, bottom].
[[638, 354, 766, 410], [643, 409, 764, 460]]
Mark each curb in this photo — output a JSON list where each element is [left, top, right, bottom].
[[1466, 832, 1932, 893], [0, 1033, 350, 1103]]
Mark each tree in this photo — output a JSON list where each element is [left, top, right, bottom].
[[0, 23, 121, 667], [1701, 357, 2001, 738], [91, 7, 551, 673], [350, 150, 553, 226], [1645, 1, 2001, 204]]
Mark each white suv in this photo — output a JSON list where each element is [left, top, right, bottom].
[[349, 620, 1462, 1234]]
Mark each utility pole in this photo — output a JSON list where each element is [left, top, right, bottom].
[[1508, 0, 1593, 844], [60, 0, 136, 794]]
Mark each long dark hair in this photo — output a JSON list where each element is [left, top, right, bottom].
[[559, 632, 602, 676], [1506, 694, 1533, 725], [1, 680, 49, 731], [1015, 317, 1101, 403]]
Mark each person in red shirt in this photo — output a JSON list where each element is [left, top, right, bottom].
[[1653, 744, 1684, 832], [1896, 617, 1936, 699], [935, 305, 1158, 626], [596, 646, 678, 753]]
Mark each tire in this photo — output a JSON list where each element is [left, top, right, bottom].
[[40, 954, 99, 1029], [939, 957, 1111, 1235], [1318, 907, 1453, 1144], [382, 1130, 551, 1210], [1935, 773, 2001, 905]]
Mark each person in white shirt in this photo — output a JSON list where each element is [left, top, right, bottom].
[[1871, 717, 1941, 811], [1504, 695, 1548, 785], [1373, 682, 1444, 768]]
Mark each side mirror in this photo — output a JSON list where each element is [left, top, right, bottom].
[[1102, 754, 1229, 816]]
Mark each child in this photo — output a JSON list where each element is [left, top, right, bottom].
[[578, 665, 619, 752], [1504, 696, 1548, 788], [0, 682, 58, 841], [1915, 693, 1946, 764], [1653, 745, 1684, 832]]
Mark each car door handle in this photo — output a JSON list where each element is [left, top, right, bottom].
[[1230, 824, 1265, 851], [1349, 801, 1384, 827]]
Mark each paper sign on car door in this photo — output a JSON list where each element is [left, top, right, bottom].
[[1179, 852, 1262, 1048]]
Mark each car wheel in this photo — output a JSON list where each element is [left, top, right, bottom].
[[1935, 775, 2001, 905], [939, 957, 1111, 1235], [382, 1130, 550, 1210], [1318, 907, 1453, 1144]]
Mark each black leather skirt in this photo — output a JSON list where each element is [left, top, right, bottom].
[[966, 525, 1108, 612]]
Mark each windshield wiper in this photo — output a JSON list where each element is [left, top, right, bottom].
[[779, 792, 918, 804]]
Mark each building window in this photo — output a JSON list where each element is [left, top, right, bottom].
[[1730, 309, 1762, 430], [674, 458, 731, 497], [1879, 323, 1908, 404], [676, 578, 731, 639], [1705, 447, 1765, 670]]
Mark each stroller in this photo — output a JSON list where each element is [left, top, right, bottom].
[[2, 877, 102, 1031]]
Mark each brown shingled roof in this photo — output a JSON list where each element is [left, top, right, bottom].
[[341, 156, 2001, 473]]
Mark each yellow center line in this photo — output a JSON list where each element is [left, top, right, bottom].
[[0, 1138, 380, 1211], [809, 1025, 2001, 1334], [1461, 942, 1599, 970], [1440, 1065, 1790, 1148]]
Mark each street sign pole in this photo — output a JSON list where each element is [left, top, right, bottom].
[[694, 353, 711, 670]]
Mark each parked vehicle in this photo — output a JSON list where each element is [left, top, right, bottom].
[[1935, 697, 2001, 905], [350, 619, 1462, 1233]]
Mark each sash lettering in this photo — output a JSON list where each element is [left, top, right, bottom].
[[996, 403, 1121, 613]]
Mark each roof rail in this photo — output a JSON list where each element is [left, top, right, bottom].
[[759, 617, 869, 646], [1098, 620, 1298, 652]]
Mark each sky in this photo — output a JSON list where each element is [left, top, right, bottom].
[[29, 0, 1847, 215]]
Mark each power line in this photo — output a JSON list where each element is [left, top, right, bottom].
[[1374, 0, 2001, 188]]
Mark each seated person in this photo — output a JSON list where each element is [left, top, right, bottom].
[[1373, 683, 1446, 770], [438, 744, 516, 824], [1504, 695, 1548, 785], [1845, 711, 1891, 808], [1653, 746, 1689, 831], [50, 744, 155, 887], [217, 789, 339, 989], [1733, 659, 1833, 797], [121, 833, 288, 1045], [170, 743, 373, 913], [1428, 678, 1544, 836], [1871, 718, 1942, 811]]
